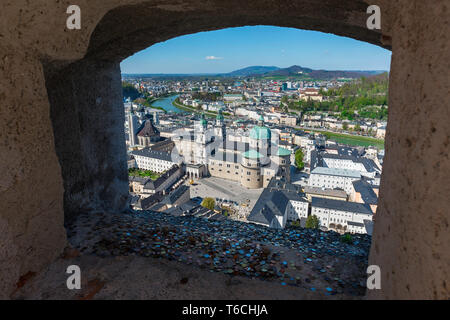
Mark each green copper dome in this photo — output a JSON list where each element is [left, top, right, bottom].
[[249, 125, 271, 140], [276, 147, 291, 156]]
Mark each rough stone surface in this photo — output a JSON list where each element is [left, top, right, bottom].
[[368, 0, 450, 299], [0, 0, 449, 299], [0, 47, 67, 299], [11, 253, 360, 300], [45, 60, 130, 222]]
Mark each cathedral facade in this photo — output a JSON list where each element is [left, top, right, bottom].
[[174, 112, 291, 189]]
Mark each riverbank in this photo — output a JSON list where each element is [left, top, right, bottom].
[[149, 94, 181, 113], [172, 98, 232, 119]]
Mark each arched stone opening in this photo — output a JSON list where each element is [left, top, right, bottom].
[[1, 0, 448, 299], [43, 0, 390, 221], [43, 0, 389, 223]]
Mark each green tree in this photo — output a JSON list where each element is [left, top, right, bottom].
[[295, 149, 305, 171], [201, 197, 215, 211], [122, 81, 140, 101], [305, 215, 320, 229], [341, 233, 353, 244], [342, 122, 349, 130]]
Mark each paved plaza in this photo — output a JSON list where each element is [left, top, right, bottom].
[[188, 176, 264, 218]]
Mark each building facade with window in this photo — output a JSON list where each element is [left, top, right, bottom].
[[311, 197, 373, 234], [309, 167, 361, 194], [208, 116, 291, 189], [131, 148, 176, 173]]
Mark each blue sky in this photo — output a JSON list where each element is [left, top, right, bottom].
[[120, 26, 391, 74]]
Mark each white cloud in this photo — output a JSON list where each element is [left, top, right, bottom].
[[205, 56, 223, 60]]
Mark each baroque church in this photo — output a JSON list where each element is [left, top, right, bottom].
[[127, 108, 173, 153], [173, 111, 292, 189]]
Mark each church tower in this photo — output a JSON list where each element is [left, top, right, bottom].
[[215, 109, 226, 141], [193, 113, 209, 164], [195, 113, 208, 144], [128, 110, 138, 148]]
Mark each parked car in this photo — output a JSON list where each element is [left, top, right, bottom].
[[192, 197, 203, 204]]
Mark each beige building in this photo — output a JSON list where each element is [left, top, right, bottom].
[[279, 115, 297, 127], [209, 116, 291, 189], [173, 113, 292, 189], [299, 88, 323, 102]]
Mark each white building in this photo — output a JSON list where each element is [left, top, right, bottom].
[[131, 148, 177, 173], [248, 179, 309, 229], [286, 197, 309, 221], [322, 154, 380, 178], [309, 167, 361, 194], [224, 94, 243, 102], [311, 197, 373, 234]]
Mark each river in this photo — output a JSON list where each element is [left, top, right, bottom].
[[151, 94, 181, 113]]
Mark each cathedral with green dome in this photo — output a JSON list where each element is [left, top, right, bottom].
[[208, 114, 292, 189], [174, 112, 291, 188]]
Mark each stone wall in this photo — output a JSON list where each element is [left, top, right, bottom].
[[0, 46, 67, 299], [45, 59, 130, 223], [367, 0, 450, 299], [0, 0, 448, 299]]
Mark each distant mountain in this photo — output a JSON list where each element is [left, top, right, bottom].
[[226, 66, 280, 77], [264, 65, 313, 76], [263, 65, 384, 80], [122, 66, 387, 80]]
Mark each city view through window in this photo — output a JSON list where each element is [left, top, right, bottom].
[[82, 26, 394, 298], [3, 0, 448, 304]]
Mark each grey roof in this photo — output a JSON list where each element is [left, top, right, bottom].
[[304, 186, 348, 199], [129, 175, 149, 184], [311, 197, 373, 215], [178, 200, 200, 213], [358, 158, 380, 172], [137, 120, 160, 137], [267, 178, 304, 195], [278, 140, 293, 147], [164, 185, 190, 205], [131, 148, 173, 162], [352, 180, 378, 205], [309, 150, 322, 170], [324, 145, 362, 157], [248, 179, 307, 226], [294, 130, 308, 136], [322, 153, 358, 161], [363, 219, 374, 236], [142, 165, 180, 191], [130, 195, 140, 206], [139, 193, 164, 210], [347, 221, 365, 227], [322, 153, 380, 172], [148, 138, 175, 151], [311, 167, 361, 179], [248, 190, 288, 226], [164, 206, 184, 216]]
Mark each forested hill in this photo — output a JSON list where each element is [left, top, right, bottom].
[[289, 73, 389, 120], [322, 72, 389, 97], [122, 81, 140, 101]]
